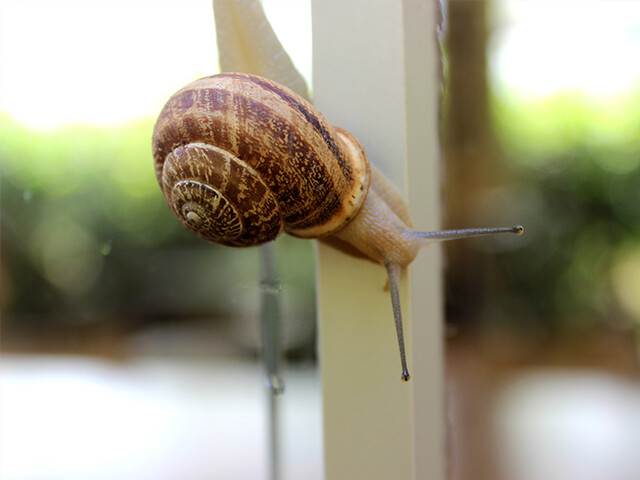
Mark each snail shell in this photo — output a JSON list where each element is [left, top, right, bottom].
[[152, 72, 370, 247]]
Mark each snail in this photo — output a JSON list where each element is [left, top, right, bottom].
[[152, 72, 523, 382]]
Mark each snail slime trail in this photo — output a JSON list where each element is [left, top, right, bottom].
[[152, 72, 524, 382]]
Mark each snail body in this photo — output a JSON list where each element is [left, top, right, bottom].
[[153, 72, 523, 381]]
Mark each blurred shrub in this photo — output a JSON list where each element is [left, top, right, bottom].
[[1, 115, 177, 328], [486, 89, 640, 333], [0, 115, 316, 352]]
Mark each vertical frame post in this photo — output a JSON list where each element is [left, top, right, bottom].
[[312, 1, 444, 479]]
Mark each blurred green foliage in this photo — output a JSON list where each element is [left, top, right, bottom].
[[0, 115, 316, 349], [489, 89, 640, 332], [1, 115, 177, 244]]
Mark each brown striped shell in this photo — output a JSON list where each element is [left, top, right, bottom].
[[152, 73, 370, 247]]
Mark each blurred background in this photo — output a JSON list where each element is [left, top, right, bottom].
[[1, 1, 639, 479]]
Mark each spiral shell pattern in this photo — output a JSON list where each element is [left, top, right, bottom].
[[152, 73, 370, 247]]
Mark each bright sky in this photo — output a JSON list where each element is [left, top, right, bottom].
[[0, 0, 638, 129], [0, 0, 312, 129], [490, 1, 640, 98]]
